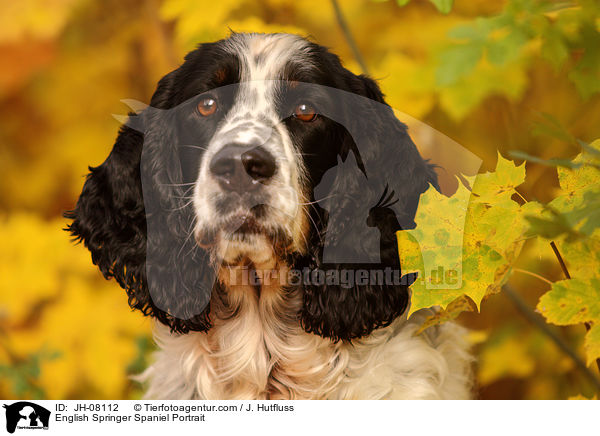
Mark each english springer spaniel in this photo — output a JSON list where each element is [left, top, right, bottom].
[[66, 32, 473, 399]]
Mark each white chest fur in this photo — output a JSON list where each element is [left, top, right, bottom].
[[138, 280, 473, 400]]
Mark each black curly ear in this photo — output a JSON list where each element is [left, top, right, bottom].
[[299, 70, 437, 341], [65, 124, 148, 308], [65, 69, 214, 333], [354, 74, 439, 229]]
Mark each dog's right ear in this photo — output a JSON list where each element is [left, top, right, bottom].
[[64, 122, 149, 313], [65, 68, 214, 333], [64, 68, 179, 295]]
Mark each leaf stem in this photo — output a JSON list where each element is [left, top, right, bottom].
[[514, 190, 528, 204], [512, 268, 553, 285], [550, 241, 571, 279], [502, 284, 600, 390]]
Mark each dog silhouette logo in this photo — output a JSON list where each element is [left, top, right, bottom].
[[3, 402, 50, 433]]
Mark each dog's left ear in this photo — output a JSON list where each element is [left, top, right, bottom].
[[354, 73, 439, 227], [300, 70, 438, 341]]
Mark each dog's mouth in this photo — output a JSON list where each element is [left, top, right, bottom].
[[223, 212, 264, 235], [195, 208, 291, 266], [214, 192, 271, 216], [194, 204, 280, 247]]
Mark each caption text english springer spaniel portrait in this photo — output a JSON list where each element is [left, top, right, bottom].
[[66, 32, 473, 400]]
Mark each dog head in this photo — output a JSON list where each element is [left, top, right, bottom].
[[66, 33, 437, 341]]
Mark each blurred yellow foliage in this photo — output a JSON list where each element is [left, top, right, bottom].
[[1, 0, 599, 399], [0, 0, 78, 43], [478, 327, 536, 386], [0, 214, 149, 399]]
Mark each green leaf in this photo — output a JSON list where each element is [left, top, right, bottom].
[[429, 0, 453, 14], [525, 209, 581, 241], [436, 43, 483, 86], [553, 233, 600, 281], [397, 180, 471, 315], [414, 296, 477, 334], [447, 24, 483, 41], [555, 139, 600, 192], [126, 335, 154, 374], [402, 154, 538, 321], [541, 28, 569, 70], [538, 278, 600, 367], [564, 190, 600, 236], [568, 22, 600, 99], [438, 55, 528, 120], [537, 278, 600, 326], [486, 29, 528, 66], [447, 16, 502, 41], [470, 152, 526, 205], [584, 324, 600, 367], [525, 140, 600, 242]]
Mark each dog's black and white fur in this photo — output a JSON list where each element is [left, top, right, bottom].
[[66, 33, 472, 399]]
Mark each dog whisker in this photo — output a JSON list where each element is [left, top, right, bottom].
[[299, 194, 336, 206], [179, 144, 208, 151], [160, 182, 197, 187], [169, 198, 195, 211]]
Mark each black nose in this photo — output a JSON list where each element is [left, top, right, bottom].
[[209, 145, 277, 193]]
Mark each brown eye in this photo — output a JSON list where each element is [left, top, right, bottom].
[[198, 97, 217, 116], [293, 103, 317, 122]]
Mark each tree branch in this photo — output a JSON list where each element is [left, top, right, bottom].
[[503, 284, 600, 390], [330, 0, 370, 75]]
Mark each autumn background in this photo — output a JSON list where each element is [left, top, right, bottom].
[[1, 0, 599, 400]]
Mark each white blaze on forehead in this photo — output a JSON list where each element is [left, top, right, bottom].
[[193, 33, 311, 252], [216, 33, 312, 183], [224, 33, 314, 82], [235, 129, 261, 144], [218, 33, 315, 129]]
